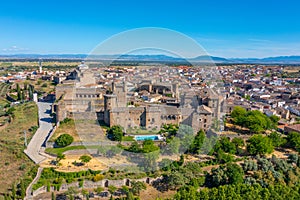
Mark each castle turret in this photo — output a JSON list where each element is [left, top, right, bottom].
[[104, 94, 117, 111], [104, 94, 117, 125]]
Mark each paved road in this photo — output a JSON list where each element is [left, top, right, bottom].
[[24, 102, 53, 164]]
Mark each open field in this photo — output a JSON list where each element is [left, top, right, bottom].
[[283, 67, 300, 73], [0, 61, 80, 68], [139, 185, 176, 200], [0, 102, 38, 195], [49, 119, 106, 142], [40, 155, 107, 172]]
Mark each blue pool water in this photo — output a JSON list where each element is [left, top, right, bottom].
[[134, 135, 160, 141]]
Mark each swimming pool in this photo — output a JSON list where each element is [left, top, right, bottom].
[[134, 135, 162, 141]]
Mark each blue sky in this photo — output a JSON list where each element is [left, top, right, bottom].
[[0, 0, 300, 58]]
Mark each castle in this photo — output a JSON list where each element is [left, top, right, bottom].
[[54, 62, 223, 133], [103, 81, 220, 132]]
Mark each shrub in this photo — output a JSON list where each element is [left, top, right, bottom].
[[107, 125, 123, 142], [60, 118, 72, 124], [19, 163, 26, 171], [92, 174, 104, 182], [78, 179, 84, 188], [55, 134, 74, 147]]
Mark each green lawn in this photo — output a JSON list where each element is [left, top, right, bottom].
[[122, 136, 135, 141], [126, 127, 159, 135], [45, 145, 101, 155]]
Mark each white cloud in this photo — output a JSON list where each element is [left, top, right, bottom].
[[2, 46, 29, 52]]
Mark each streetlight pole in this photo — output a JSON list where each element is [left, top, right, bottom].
[[24, 130, 27, 147]]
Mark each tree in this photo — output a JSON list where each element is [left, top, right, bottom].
[[55, 134, 74, 147], [126, 191, 135, 200], [65, 187, 78, 200], [269, 115, 280, 129], [79, 155, 92, 165], [11, 183, 16, 200], [215, 150, 234, 164], [177, 124, 194, 153], [231, 106, 247, 122], [159, 159, 174, 171], [128, 141, 140, 153], [232, 137, 244, 148], [177, 124, 194, 138], [108, 185, 117, 195], [141, 151, 160, 172], [232, 137, 244, 152], [19, 180, 25, 199], [226, 163, 244, 184], [163, 172, 186, 190], [231, 107, 276, 133], [16, 84, 21, 101], [244, 112, 268, 133], [107, 125, 123, 142], [174, 186, 198, 200], [56, 152, 65, 162], [268, 132, 286, 147], [206, 166, 227, 187], [190, 129, 206, 154], [21, 90, 25, 101], [286, 132, 300, 152], [214, 137, 236, 154], [28, 85, 34, 100], [165, 137, 180, 155], [130, 181, 146, 195], [81, 189, 88, 200], [106, 146, 122, 157], [142, 139, 159, 153], [94, 187, 104, 194], [247, 134, 274, 155]]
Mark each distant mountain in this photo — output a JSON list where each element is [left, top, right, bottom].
[[0, 54, 87, 59], [191, 55, 229, 63], [228, 56, 300, 64], [260, 56, 300, 63], [1, 54, 300, 64]]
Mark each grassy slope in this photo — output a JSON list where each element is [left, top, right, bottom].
[[0, 102, 38, 195], [48, 118, 80, 142]]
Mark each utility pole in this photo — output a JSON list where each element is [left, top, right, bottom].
[[24, 130, 27, 147]]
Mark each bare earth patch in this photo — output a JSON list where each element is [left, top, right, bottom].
[[139, 185, 176, 200], [40, 155, 108, 172]]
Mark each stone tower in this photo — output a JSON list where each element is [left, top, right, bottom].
[[104, 94, 117, 125]]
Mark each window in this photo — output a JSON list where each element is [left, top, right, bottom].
[[204, 119, 207, 123]]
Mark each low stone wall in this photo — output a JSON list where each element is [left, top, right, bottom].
[[32, 177, 157, 197], [32, 186, 47, 197]]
